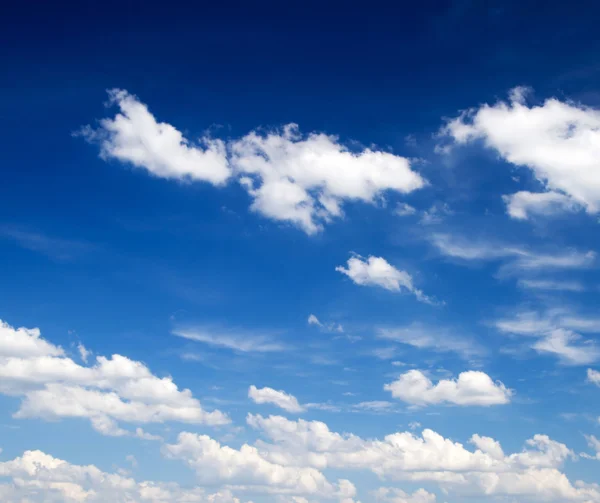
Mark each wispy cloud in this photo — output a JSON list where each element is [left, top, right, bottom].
[[377, 323, 485, 359], [173, 327, 288, 353], [0, 226, 94, 261], [494, 309, 600, 365]]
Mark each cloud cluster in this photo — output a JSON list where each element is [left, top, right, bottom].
[[0, 449, 245, 503], [164, 432, 357, 501], [0, 320, 228, 436], [80, 90, 425, 234], [384, 370, 512, 406], [440, 87, 600, 220], [246, 414, 594, 502]]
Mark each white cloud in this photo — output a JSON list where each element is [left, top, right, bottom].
[[249, 386, 305, 413], [384, 370, 512, 406], [352, 401, 394, 412], [440, 87, 600, 219], [336, 255, 432, 303], [394, 203, 417, 216], [503, 191, 580, 220], [430, 233, 595, 273], [230, 124, 425, 234], [307, 314, 322, 327], [588, 368, 600, 386], [173, 327, 287, 353], [517, 279, 584, 292], [0, 319, 229, 435], [495, 311, 600, 365], [82, 90, 426, 234], [77, 342, 90, 363], [78, 89, 231, 185], [583, 435, 600, 461], [164, 432, 356, 500], [246, 413, 590, 502], [0, 448, 246, 503], [374, 487, 436, 503], [377, 324, 484, 359], [532, 329, 600, 365]]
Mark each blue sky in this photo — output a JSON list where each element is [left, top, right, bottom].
[[2, 1, 600, 502]]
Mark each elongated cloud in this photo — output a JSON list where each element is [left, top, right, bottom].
[[440, 87, 600, 220], [249, 385, 305, 413], [336, 255, 432, 303], [80, 90, 425, 234], [384, 370, 512, 406]]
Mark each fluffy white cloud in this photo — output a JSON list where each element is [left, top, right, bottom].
[[495, 311, 600, 365], [230, 125, 425, 234], [79, 89, 231, 185], [246, 414, 592, 502], [249, 386, 305, 413], [503, 191, 580, 220], [589, 368, 600, 386], [583, 435, 600, 461], [0, 449, 246, 502], [82, 90, 425, 234], [164, 432, 356, 500], [440, 87, 600, 219], [384, 370, 512, 406], [0, 319, 229, 435], [307, 314, 321, 326], [336, 255, 431, 303], [373, 487, 436, 503]]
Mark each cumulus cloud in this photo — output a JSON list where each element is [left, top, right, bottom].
[[78, 89, 231, 185], [0, 319, 229, 435], [384, 370, 512, 406], [0, 449, 246, 502], [246, 413, 589, 502], [336, 255, 432, 303], [164, 432, 356, 500], [81, 90, 425, 234], [249, 386, 305, 413], [307, 314, 322, 327], [440, 87, 600, 220], [373, 487, 436, 503]]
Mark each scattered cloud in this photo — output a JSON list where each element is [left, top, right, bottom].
[[503, 191, 580, 220], [0, 226, 94, 262], [173, 327, 287, 353], [81, 89, 426, 234], [588, 368, 600, 386], [249, 385, 305, 413], [308, 314, 343, 333], [336, 255, 433, 303], [0, 319, 229, 436], [384, 370, 512, 406], [495, 310, 600, 365], [78, 89, 231, 185], [377, 324, 484, 359], [517, 279, 585, 292], [394, 203, 417, 216], [440, 87, 600, 220]]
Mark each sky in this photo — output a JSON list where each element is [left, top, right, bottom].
[[2, 1, 600, 502]]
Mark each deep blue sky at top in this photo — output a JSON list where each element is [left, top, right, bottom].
[[3, 0, 600, 344], [3, 1, 600, 493]]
